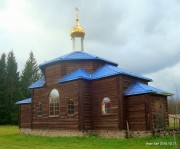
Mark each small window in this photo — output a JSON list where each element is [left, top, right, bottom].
[[68, 100, 74, 115], [37, 103, 43, 116], [102, 97, 111, 115], [49, 89, 59, 116]]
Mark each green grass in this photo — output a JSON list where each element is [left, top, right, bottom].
[[0, 126, 179, 149]]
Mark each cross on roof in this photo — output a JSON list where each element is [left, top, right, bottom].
[[75, 7, 79, 19]]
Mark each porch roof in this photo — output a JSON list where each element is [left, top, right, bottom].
[[15, 98, 32, 105], [28, 78, 45, 89], [125, 82, 172, 96]]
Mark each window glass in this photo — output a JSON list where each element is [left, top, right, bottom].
[[49, 89, 59, 116], [102, 97, 111, 115], [68, 100, 74, 115], [37, 103, 42, 116]]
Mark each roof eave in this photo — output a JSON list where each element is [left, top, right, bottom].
[[125, 92, 151, 96], [121, 73, 152, 82], [28, 85, 44, 90], [60, 77, 91, 83], [39, 59, 118, 70], [153, 92, 173, 96]]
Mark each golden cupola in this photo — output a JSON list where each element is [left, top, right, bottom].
[[71, 7, 85, 51], [71, 8, 85, 38]]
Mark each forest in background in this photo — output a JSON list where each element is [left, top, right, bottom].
[[0, 51, 41, 124]]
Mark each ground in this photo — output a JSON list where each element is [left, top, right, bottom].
[[0, 126, 179, 149]]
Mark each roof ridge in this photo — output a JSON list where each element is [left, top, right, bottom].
[[60, 68, 91, 83]]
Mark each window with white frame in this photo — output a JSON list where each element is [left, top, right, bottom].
[[49, 89, 59, 116], [102, 97, 111, 115], [68, 100, 74, 115]]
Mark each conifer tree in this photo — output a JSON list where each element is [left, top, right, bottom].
[[0, 53, 7, 104], [0, 53, 8, 124], [6, 51, 20, 124], [20, 51, 41, 98], [6, 51, 19, 103]]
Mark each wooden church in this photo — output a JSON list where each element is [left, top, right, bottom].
[[16, 9, 172, 137]]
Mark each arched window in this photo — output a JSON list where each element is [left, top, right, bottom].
[[49, 89, 59, 116], [68, 100, 74, 115], [37, 102, 42, 116], [102, 97, 111, 115]]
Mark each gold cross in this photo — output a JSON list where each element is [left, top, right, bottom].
[[75, 7, 79, 18]]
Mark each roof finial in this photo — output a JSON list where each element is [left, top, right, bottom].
[[75, 7, 79, 20], [71, 7, 85, 51], [75, 7, 80, 26]]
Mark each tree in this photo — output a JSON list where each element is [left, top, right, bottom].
[[20, 51, 41, 98], [0, 50, 41, 124], [0, 53, 7, 104], [5, 51, 20, 124], [0, 53, 8, 124]]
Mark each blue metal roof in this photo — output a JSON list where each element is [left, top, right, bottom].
[[59, 64, 151, 83], [125, 82, 172, 96], [28, 78, 45, 89], [60, 69, 91, 83], [39, 51, 118, 69], [92, 64, 152, 81], [15, 98, 32, 105]]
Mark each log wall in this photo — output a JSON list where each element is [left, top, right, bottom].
[[44, 61, 104, 86], [64, 61, 103, 74], [45, 63, 61, 86], [125, 94, 169, 131], [122, 75, 148, 92], [81, 80, 92, 130], [124, 95, 147, 131], [24, 58, 158, 131], [19, 104, 32, 128], [32, 81, 81, 130], [91, 77, 119, 130], [149, 95, 168, 130]]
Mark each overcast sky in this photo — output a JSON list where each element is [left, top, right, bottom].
[[0, 0, 180, 97]]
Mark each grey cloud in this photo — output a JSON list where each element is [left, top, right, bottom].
[[0, 0, 180, 97]]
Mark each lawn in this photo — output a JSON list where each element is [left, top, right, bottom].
[[0, 126, 179, 149]]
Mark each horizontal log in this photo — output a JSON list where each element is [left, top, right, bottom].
[[33, 121, 78, 126], [93, 126, 119, 130]]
